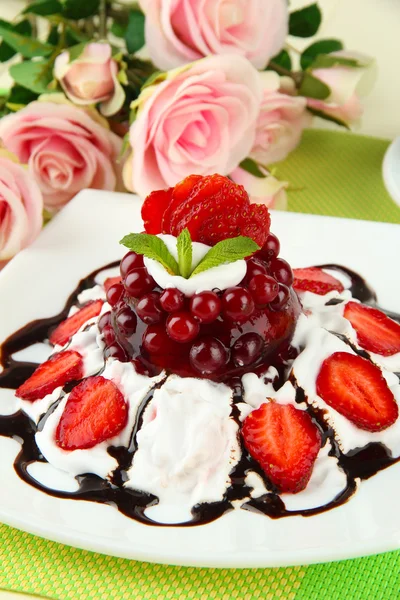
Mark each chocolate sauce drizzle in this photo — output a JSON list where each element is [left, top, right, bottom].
[[1, 263, 400, 527]]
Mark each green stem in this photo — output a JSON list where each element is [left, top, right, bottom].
[[99, 0, 107, 39]]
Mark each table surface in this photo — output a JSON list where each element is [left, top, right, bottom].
[[1, 0, 400, 138]]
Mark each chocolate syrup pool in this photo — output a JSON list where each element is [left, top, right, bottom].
[[0, 263, 399, 527]]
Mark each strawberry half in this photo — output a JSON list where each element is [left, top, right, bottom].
[[293, 267, 344, 295], [50, 299, 103, 346], [162, 174, 202, 232], [55, 376, 128, 450], [141, 188, 173, 234], [242, 402, 321, 493], [104, 276, 122, 292], [16, 350, 83, 401], [316, 351, 398, 432], [344, 301, 400, 357]]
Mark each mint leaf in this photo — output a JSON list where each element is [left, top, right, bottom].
[[120, 233, 179, 275], [191, 237, 259, 277], [177, 228, 192, 279]]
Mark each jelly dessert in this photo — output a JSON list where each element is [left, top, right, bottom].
[[0, 174, 400, 526]]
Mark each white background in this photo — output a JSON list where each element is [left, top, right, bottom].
[[0, 0, 399, 138]]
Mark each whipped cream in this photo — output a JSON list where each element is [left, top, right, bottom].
[[126, 375, 240, 524], [144, 234, 246, 296]]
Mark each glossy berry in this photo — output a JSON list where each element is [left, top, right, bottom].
[[256, 233, 280, 261], [116, 306, 137, 334], [106, 283, 124, 307], [98, 311, 111, 332], [233, 333, 264, 367], [124, 268, 155, 298], [102, 324, 116, 346], [189, 291, 221, 324], [245, 257, 268, 280], [269, 284, 290, 311], [190, 337, 229, 374], [222, 287, 255, 322], [120, 251, 144, 278], [166, 311, 200, 343], [270, 258, 294, 287], [142, 323, 171, 354], [136, 292, 163, 324], [104, 343, 127, 362], [249, 274, 279, 306], [159, 288, 185, 313]]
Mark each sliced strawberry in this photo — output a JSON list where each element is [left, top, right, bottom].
[[141, 188, 173, 234], [50, 299, 103, 346], [104, 276, 122, 292], [344, 301, 400, 357], [162, 174, 202, 232], [293, 267, 344, 295], [316, 351, 398, 432], [55, 376, 128, 450], [242, 402, 321, 493], [16, 350, 83, 401]]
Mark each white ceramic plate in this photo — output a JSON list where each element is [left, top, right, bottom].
[[1, 190, 400, 568]]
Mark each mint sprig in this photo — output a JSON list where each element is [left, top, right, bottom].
[[190, 236, 259, 277], [120, 233, 179, 275], [177, 228, 192, 279]]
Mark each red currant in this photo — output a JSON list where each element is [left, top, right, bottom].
[[116, 306, 137, 335], [102, 324, 116, 346], [189, 291, 221, 324], [142, 324, 170, 354], [104, 343, 127, 361], [222, 287, 254, 322], [120, 251, 144, 278], [189, 337, 229, 374], [106, 283, 124, 307], [256, 233, 280, 261], [269, 283, 290, 311], [232, 333, 264, 367], [270, 258, 294, 287], [136, 292, 163, 324], [98, 311, 111, 332], [249, 274, 279, 306], [245, 257, 268, 280], [124, 268, 155, 298], [166, 312, 200, 343], [159, 288, 185, 313]]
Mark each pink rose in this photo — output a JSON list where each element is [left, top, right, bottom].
[[231, 166, 287, 210], [306, 52, 375, 126], [124, 55, 262, 198], [140, 0, 288, 70], [0, 98, 122, 211], [54, 43, 125, 116], [0, 150, 43, 261], [251, 73, 311, 165]]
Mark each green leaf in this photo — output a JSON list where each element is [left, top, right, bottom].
[[119, 233, 179, 275], [0, 20, 32, 62], [67, 42, 87, 62], [191, 237, 259, 277], [177, 229, 192, 279], [9, 60, 56, 94], [111, 22, 127, 38], [125, 10, 145, 54], [270, 49, 292, 71], [310, 54, 368, 69], [300, 39, 343, 70], [289, 3, 322, 38], [299, 72, 330, 100], [23, 0, 62, 16], [307, 106, 350, 130], [63, 0, 100, 19], [141, 70, 165, 90], [65, 26, 89, 45], [46, 25, 59, 45], [239, 158, 265, 178], [7, 84, 38, 106], [0, 25, 54, 58]]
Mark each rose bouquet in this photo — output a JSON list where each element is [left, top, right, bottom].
[[0, 0, 374, 263]]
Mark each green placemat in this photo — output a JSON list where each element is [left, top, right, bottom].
[[1, 129, 400, 600]]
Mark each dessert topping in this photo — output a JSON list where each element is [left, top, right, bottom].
[[50, 300, 103, 347], [343, 301, 400, 357]]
